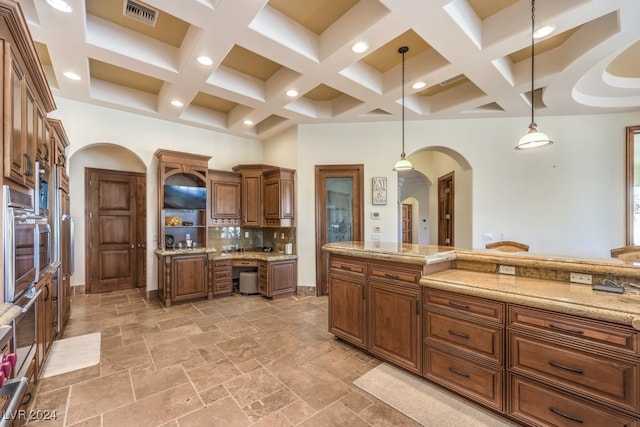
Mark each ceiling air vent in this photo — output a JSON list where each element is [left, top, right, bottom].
[[123, 0, 159, 27]]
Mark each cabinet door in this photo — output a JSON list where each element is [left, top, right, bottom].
[[171, 254, 208, 301], [329, 273, 367, 348], [210, 180, 240, 221], [241, 173, 262, 226], [281, 178, 294, 219], [36, 274, 52, 375], [5, 46, 27, 185], [368, 280, 422, 373], [268, 260, 296, 297]]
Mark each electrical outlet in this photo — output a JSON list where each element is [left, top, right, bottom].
[[483, 233, 494, 241], [498, 265, 516, 275], [281, 233, 285, 239], [371, 234, 380, 241], [244, 231, 249, 238], [570, 272, 592, 284], [273, 232, 277, 238], [373, 226, 381, 233]]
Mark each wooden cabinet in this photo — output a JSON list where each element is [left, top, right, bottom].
[[36, 273, 54, 377], [49, 118, 69, 169], [156, 150, 210, 250], [369, 279, 422, 373], [232, 164, 296, 227], [263, 168, 294, 227], [254, 259, 297, 298], [212, 259, 232, 296], [1, 21, 55, 190], [157, 252, 214, 307], [328, 255, 423, 374], [58, 166, 71, 331], [328, 257, 367, 348], [208, 169, 241, 226], [507, 305, 640, 425], [424, 289, 506, 410]]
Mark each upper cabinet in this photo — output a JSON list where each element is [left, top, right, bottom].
[[232, 164, 296, 228], [0, 2, 56, 189], [263, 167, 295, 227], [48, 118, 70, 170], [156, 150, 211, 250], [208, 169, 241, 226]]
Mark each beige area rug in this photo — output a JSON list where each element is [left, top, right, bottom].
[[41, 333, 101, 379], [354, 363, 520, 427]]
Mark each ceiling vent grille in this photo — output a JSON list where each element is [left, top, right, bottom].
[[123, 0, 159, 27]]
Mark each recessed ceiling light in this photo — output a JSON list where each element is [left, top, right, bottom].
[[63, 71, 81, 80], [412, 81, 426, 90], [46, 0, 72, 13], [243, 120, 254, 126], [534, 25, 555, 39], [352, 41, 369, 53], [197, 56, 213, 66], [171, 100, 184, 107], [286, 89, 298, 97]]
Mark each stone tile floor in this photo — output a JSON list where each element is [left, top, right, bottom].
[[26, 289, 421, 426]]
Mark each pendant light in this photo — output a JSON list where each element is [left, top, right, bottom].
[[393, 46, 414, 171], [515, 0, 553, 150]]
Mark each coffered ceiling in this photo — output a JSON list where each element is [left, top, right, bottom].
[[19, 0, 640, 141]]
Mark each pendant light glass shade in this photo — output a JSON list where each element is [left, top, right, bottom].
[[516, 0, 553, 150], [393, 46, 414, 171]]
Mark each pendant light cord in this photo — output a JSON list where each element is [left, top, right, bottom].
[[530, 0, 535, 125], [398, 46, 408, 157]]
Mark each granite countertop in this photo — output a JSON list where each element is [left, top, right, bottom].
[[0, 303, 21, 326], [421, 269, 640, 330], [322, 242, 456, 265], [155, 247, 297, 261]]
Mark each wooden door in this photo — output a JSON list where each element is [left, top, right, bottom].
[[402, 204, 412, 243], [315, 165, 364, 296], [268, 260, 296, 296], [171, 254, 207, 301], [438, 172, 455, 246], [86, 168, 145, 293], [241, 172, 262, 226], [135, 175, 146, 288], [328, 273, 367, 348]]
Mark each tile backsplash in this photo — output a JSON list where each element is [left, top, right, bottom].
[[208, 227, 296, 253]]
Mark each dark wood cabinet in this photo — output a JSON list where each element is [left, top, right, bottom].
[[328, 255, 423, 374], [507, 305, 640, 423], [263, 168, 294, 227], [369, 279, 422, 373], [328, 257, 367, 348], [262, 259, 296, 298], [157, 252, 214, 306], [36, 273, 54, 377], [232, 164, 296, 227], [213, 259, 232, 296], [208, 169, 241, 226], [58, 166, 71, 331]]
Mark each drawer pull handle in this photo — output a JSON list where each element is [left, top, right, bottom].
[[448, 301, 469, 309], [385, 273, 399, 279], [548, 360, 583, 374], [448, 329, 469, 339], [416, 297, 419, 315], [549, 407, 584, 424], [448, 367, 469, 378], [549, 323, 584, 335], [340, 265, 351, 270], [362, 285, 365, 300]]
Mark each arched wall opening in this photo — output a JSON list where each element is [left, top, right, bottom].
[[68, 143, 149, 290], [399, 146, 473, 248]]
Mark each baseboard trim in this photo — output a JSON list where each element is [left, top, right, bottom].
[[296, 285, 316, 297]]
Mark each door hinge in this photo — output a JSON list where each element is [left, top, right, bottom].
[[445, 187, 450, 193]]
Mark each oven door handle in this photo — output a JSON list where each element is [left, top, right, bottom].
[[20, 289, 42, 313]]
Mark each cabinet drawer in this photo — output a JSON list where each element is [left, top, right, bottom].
[[213, 259, 231, 269], [329, 258, 366, 276], [509, 305, 640, 356], [509, 332, 639, 413], [214, 270, 230, 280], [425, 289, 504, 323], [368, 264, 421, 284], [232, 260, 258, 267], [424, 346, 504, 411], [425, 312, 503, 365], [214, 282, 231, 294], [509, 374, 639, 427]]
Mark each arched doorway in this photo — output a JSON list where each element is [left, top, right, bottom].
[[398, 147, 472, 248]]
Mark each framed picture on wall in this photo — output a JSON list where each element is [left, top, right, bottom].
[[372, 177, 387, 205]]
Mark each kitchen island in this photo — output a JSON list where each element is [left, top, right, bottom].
[[322, 242, 640, 427]]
